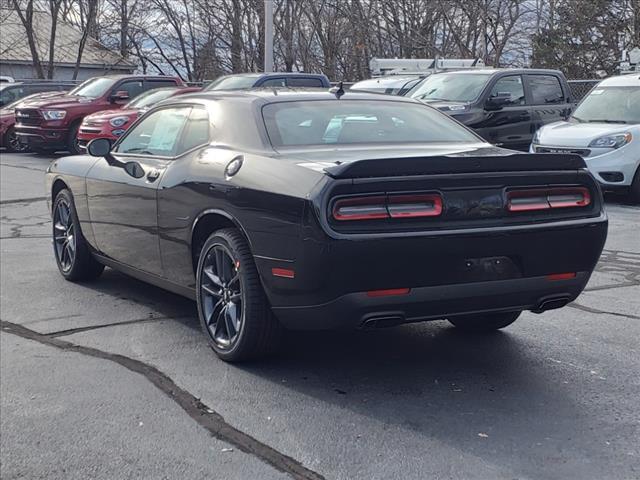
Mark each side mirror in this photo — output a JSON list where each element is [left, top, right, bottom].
[[485, 93, 511, 110], [87, 138, 111, 157], [110, 90, 130, 103], [86, 138, 143, 178]]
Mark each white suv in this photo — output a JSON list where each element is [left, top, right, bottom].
[[531, 74, 640, 202]]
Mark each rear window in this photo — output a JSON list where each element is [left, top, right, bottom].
[[205, 75, 260, 91], [286, 77, 325, 88], [262, 100, 480, 147]]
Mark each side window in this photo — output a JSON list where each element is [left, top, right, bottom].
[[260, 78, 286, 87], [178, 107, 210, 154], [0, 86, 23, 104], [145, 80, 179, 90], [115, 107, 190, 156], [114, 80, 144, 100], [286, 77, 324, 87], [529, 75, 564, 104], [489, 75, 525, 105]]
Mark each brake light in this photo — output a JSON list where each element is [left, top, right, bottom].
[[507, 187, 590, 212], [333, 193, 442, 221]]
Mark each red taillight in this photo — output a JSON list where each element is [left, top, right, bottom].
[[333, 193, 442, 221], [507, 187, 590, 212], [366, 288, 411, 297]]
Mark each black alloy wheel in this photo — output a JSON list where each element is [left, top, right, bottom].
[[53, 197, 76, 273], [196, 228, 281, 362], [5, 127, 29, 152], [200, 243, 243, 348], [52, 189, 104, 281]]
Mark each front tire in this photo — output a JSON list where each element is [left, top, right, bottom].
[[629, 166, 640, 204], [66, 122, 81, 155], [448, 311, 521, 332], [52, 189, 104, 281], [196, 228, 281, 362], [4, 127, 29, 152]]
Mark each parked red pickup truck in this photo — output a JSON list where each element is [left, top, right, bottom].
[[15, 75, 184, 154]]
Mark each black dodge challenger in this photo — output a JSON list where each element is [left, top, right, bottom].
[[45, 89, 608, 361]]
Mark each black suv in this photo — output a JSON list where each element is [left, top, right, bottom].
[[409, 69, 574, 151]]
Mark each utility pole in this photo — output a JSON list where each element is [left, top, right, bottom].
[[264, 0, 274, 72]]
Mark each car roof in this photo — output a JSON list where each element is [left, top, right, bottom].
[[163, 88, 421, 106], [217, 72, 327, 78], [430, 68, 564, 75], [352, 76, 424, 88], [597, 74, 640, 87], [95, 74, 182, 81]]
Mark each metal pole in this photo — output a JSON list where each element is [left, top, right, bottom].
[[264, 0, 274, 72]]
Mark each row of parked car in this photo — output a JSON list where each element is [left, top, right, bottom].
[[352, 69, 639, 201], [1, 69, 638, 200]]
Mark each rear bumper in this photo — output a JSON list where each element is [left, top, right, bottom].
[[257, 213, 607, 330], [273, 272, 590, 329]]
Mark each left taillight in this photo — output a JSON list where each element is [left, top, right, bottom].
[[332, 193, 442, 221], [506, 187, 591, 212]]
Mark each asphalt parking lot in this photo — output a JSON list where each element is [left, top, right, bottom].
[[1, 151, 639, 480]]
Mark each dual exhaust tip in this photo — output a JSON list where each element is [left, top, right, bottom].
[[361, 294, 572, 329]]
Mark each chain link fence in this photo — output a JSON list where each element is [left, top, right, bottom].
[[567, 80, 600, 102]]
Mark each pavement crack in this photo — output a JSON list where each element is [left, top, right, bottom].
[[49, 316, 173, 337], [0, 196, 47, 205], [0, 320, 326, 480], [568, 302, 640, 320]]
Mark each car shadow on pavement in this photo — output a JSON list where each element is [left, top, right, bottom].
[[83, 269, 598, 479]]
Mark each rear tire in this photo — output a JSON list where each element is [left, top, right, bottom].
[[52, 189, 104, 281], [629, 166, 640, 204], [196, 228, 281, 362], [67, 122, 81, 154], [448, 311, 521, 332]]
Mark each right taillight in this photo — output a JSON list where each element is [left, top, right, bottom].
[[507, 187, 590, 212], [332, 193, 443, 221]]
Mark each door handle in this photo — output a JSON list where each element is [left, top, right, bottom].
[[146, 168, 160, 182]]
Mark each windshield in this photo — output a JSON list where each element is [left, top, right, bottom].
[[126, 88, 177, 109], [69, 77, 114, 98], [205, 75, 260, 91], [410, 73, 492, 102], [262, 100, 480, 147], [572, 86, 640, 124]]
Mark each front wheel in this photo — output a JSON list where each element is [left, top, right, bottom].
[[448, 311, 521, 332], [66, 122, 81, 155], [4, 127, 29, 152], [52, 189, 104, 281], [196, 228, 281, 362], [629, 166, 640, 204]]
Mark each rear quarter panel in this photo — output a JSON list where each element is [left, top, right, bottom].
[[156, 147, 325, 288]]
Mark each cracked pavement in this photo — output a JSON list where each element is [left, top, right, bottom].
[[1, 151, 639, 480]]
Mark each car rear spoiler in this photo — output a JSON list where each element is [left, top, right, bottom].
[[323, 153, 587, 179]]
